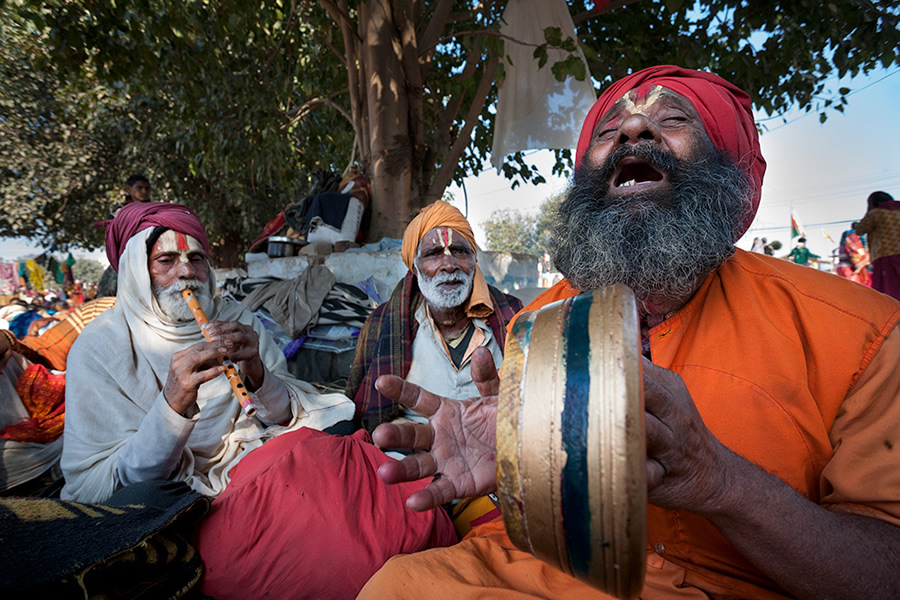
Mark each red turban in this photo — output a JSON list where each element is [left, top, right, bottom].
[[575, 65, 766, 233], [103, 202, 210, 272]]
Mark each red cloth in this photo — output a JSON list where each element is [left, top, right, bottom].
[[871, 255, 900, 301], [99, 202, 211, 272], [574, 65, 766, 235], [197, 427, 457, 599], [0, 364, 66, 443]]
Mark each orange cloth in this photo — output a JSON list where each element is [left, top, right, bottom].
[[360, 250, 900, 599], [19, 296, 116, 371], [0, 363, 66, 443], [401, 201, 493, 319]]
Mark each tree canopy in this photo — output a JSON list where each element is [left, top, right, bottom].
[[483, 194, 562, 257], [1, 0, 897, 266]]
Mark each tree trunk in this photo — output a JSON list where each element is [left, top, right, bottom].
[[358, 0, 420, 240]]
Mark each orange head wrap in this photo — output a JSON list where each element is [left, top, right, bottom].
[[401, 202, 493, 318]]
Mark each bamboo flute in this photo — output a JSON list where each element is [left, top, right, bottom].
[[182, 288, 258, 417]]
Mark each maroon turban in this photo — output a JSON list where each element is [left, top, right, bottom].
[[103, 202, 210, 272], [575, 65, 766, 234]]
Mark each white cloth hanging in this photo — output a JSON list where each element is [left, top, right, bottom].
[[490, 0, 597, 171]]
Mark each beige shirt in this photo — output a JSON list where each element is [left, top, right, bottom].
[[403, 303, 503, 424]]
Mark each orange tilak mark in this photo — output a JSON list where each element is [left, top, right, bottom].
[[176, 232, 190, 251]]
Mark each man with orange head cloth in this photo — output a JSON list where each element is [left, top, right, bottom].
[[347, 201, 522, 434], [359, 67, 900, 599]]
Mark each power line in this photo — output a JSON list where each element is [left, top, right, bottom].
[[758, 68, 900, 132]]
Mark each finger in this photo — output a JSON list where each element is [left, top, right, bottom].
[[471, 347, 500, 398], [377, 452, 438, 484], [644, 409, 670, 458], [189, 362, 228, 386], [646, 458, 665, 490], [641, 357, 678, 420], [406, 477, 459, 512], [180, 343, 232, 365], [372, 421, 434, 451], [375, 375, 443, 417]]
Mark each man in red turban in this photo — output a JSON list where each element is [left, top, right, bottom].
[[360, 66, 900, 599], [64, 201, 355, 502]]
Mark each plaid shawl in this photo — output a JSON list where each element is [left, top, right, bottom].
[[346, 272, 523, 432]]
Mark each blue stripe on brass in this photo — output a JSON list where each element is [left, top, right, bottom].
[[512, 313, 534, 347], [561, 293, 592, 576]]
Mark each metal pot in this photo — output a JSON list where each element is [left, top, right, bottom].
[[267, 236, 302, 258]]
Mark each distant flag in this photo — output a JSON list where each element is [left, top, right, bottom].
[[822, 229, 835, 245], [790, 210, 805, 240]]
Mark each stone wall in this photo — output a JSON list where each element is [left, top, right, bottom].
[[244, 248, 539, 302]]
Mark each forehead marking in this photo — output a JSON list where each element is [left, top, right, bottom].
[[156, 230, 203, 263], [620, 85, 664, 116]]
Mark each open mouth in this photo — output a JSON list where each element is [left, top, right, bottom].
[[612, 159, 665, 188]]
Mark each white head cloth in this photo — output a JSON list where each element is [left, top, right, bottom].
[[61, 229, 353, 502]]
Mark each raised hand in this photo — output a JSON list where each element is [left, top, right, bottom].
[[373, 347, 500, 512]]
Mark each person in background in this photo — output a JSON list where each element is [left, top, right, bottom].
[[854, 191, 900, 300], [124, 173, 151, 205], [835, 229, 871, 287], [785, 237, 821, 266], [347, 201, 522, 435]]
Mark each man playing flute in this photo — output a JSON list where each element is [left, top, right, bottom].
[[60, 202, 454, 598], [60, 201, 354, 502]]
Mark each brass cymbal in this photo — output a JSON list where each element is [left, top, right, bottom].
[[497, 284, 646, 599]]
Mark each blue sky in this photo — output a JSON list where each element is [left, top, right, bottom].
[[448, 66, 900, 261]]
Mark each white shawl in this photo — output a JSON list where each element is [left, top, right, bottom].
[[61, 230, 354, 502]]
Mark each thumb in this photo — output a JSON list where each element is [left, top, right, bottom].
[[471, 346, 499, 398]]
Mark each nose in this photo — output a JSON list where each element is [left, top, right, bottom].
[[435, 252, 459, 272], [616, 113, 660, 146], [175, 258, 198, 279]]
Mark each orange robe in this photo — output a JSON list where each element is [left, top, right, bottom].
[[359, 250, 900, 599]]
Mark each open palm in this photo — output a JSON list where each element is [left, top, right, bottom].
[[373, 347, 499, 512]]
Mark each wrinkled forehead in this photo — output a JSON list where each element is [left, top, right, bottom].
[[418, 227, 472, 253], [152, 229, 205, 257], [599, 84, 701, 125]]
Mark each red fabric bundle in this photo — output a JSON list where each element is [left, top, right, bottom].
[[0, 364, 66, 443], [197, 427, 456, 599]]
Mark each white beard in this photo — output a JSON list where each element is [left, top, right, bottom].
[[152, 279, 212, 323], [417, 268, 474, 310]]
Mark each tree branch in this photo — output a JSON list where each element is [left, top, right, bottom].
[[260, 0, 299, 79], [572, 0, 642, 25], [282, 95, 353, 129], [319, 0, 362, 42], [426, 50, 498, 201], [417, 0, 455, 57]]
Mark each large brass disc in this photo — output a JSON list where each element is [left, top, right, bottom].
[[496, 284, 646, 599]]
